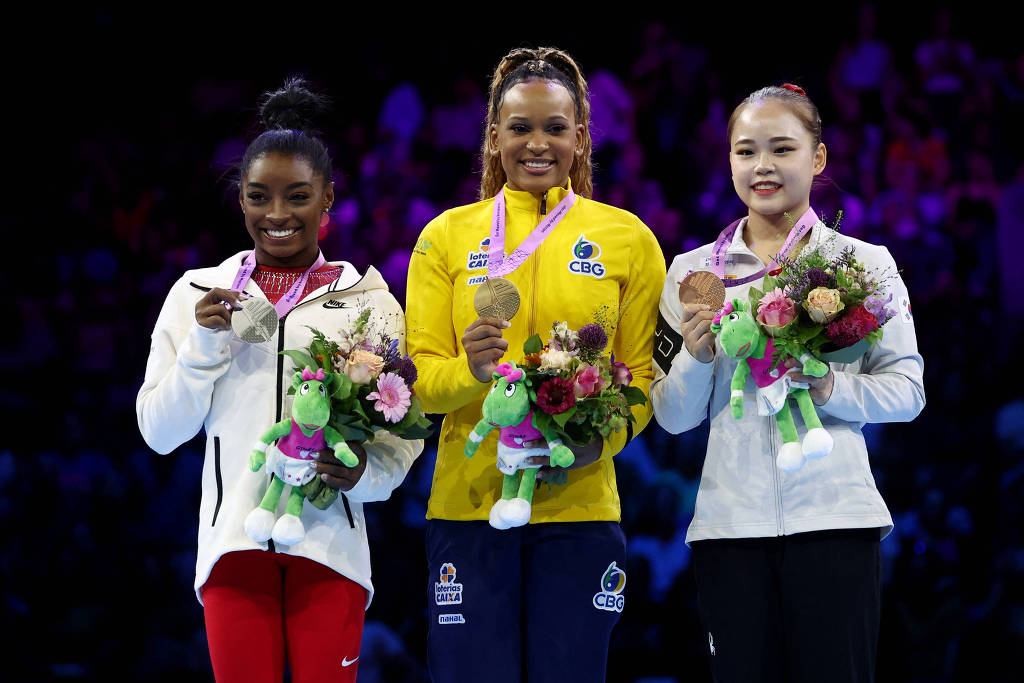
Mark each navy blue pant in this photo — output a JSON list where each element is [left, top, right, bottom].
[[692, 528, 882, 683], [426, 519, 627, 683]]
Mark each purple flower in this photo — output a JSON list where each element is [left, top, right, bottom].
[[863, 292, 895, 324], [577, 324, 608, 352], [807, 268, 830, 289], [386, 355, 419, 388]]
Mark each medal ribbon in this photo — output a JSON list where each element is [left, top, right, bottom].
[[710, 207, 819, 288], [487, 186, 577, 277], [231, 250, 327, 318]]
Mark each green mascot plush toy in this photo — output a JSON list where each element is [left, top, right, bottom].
[[244, 367, 358, 545], [710, 300, 834, 471], [465, 361, 574, 530]]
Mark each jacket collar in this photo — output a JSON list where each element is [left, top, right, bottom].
[[727, 217, 829, 259], [500, 180, 573, 214], [192, 251, 377, 297]]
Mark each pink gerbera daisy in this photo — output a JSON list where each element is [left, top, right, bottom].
[[367, 372, 411, 423]]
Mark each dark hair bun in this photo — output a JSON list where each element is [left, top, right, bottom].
[[259, 77, 330, 133]]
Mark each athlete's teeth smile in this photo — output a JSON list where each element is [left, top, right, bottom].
[[265, 227, 300, 238], [523, 160, 554, 168]]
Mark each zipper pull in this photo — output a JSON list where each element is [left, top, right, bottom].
[[540, 190, 548, 215]]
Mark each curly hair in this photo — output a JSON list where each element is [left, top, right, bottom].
[[239, 76, 333, 186], [479, 47, 593, 200]]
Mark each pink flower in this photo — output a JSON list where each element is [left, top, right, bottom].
[[573, 364, 607, 398], [610, 354, 632, 387], [366, 372, 411, 423], [756, 288, 798, 332]]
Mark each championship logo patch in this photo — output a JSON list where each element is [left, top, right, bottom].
[[568, 234, 606, 278], [435, 562, 463, 606], [592, 561, 626, 612], [467, 237, 493, 271]]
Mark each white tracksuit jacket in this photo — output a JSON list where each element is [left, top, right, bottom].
[[651, 221, 925, 544], [137, 252, 423, 605]]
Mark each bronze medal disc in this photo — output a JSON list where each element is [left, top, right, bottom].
[[678, 271, 726, 310], [231, 297, 278, 343], [473, 277, 521, 321]]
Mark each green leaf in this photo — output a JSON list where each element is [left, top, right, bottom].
[[393, 423, 434, 440], [524, 334, 543, 355], [552, 406, 577, 427], [330, 373, 353, 400], [336, 423, 372, 442], [532, 410, 553, 435], [280, 350, 316, 374], [620, 385, 648, 406]]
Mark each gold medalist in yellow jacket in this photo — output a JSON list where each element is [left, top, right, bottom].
[[407, 182, 666, 523]]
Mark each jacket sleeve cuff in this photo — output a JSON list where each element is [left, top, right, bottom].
[[180, 320, 232, 367], [818, 369, 862, 422]]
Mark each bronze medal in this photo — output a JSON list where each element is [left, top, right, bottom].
[[231, 297, 278, 343], [678, 271, 726, 310], [473, 277, 521, 321]]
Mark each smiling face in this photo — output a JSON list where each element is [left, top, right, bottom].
[[239, 152, 334, 267], [730, 100, 826, 222], [489, 79, 584, 195]]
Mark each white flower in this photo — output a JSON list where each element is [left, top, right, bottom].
[[539, 349, 573, 372]]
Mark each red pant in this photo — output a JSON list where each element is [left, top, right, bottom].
[[202, 550, 367, 683]]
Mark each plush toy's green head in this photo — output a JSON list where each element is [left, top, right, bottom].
[[709, 299, 763, 359], [291, 367, 333, 435], [481, 361, 531, 427]]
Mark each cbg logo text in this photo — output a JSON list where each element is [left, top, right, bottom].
[[592, 561, 626, 612], [568, 235, 605, 278]]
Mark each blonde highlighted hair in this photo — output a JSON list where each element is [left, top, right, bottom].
[[479, 47, 593, 200]]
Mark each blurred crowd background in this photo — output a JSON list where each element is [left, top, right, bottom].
[[5, 6, 1023, 682]]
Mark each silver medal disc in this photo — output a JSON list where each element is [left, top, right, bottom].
[[231, 297, 278, 343]]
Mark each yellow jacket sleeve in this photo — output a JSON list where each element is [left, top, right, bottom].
[[601, 216, 666, 459], [406, 212, 490, 415]]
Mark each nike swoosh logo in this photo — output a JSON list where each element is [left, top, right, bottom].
[[341, 656, 359, 667], [323, 300, 348, 309]]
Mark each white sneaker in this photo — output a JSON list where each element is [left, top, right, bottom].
[[503, 498, 532, 527], [802, 428, 834, 460], [777, 442, 806, 472], [271, 513, 306, 545], [244, 508, 276, 543], [489, 500, 513, 530]]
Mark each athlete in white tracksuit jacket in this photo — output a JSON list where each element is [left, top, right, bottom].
[[137, 252, 423, 605]]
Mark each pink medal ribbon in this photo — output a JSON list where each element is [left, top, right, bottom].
[[487, 187, 577, 277], [710, 207, 819, 288], [231, 250, 327, 318]]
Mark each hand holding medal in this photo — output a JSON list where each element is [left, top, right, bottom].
[[678, 272, 725, 365], [195, 288, 252, 331]]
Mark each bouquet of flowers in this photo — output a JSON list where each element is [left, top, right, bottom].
[[519, 320, 646, 446], [281, 308, 432, 444], [749, 240, 897, 365]]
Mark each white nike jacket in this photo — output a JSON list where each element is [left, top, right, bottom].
[[651, 221, 925, 544], [137, 252, 423, 605]]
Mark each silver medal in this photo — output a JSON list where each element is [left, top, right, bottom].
[[231, 297, 278, 343]]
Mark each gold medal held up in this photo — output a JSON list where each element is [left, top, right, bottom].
[[678, 271, 726, 310], [474, 277, 521, 321]]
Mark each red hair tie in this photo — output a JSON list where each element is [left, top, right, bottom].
[[781, 83, 807, 97]]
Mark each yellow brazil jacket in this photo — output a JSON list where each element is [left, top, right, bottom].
[[406, 182, 666, 523]]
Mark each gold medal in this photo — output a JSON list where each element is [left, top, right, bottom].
[[473, 277, 521, 321], [231, 297, 278, 343], [678, 271, 726, 310]]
